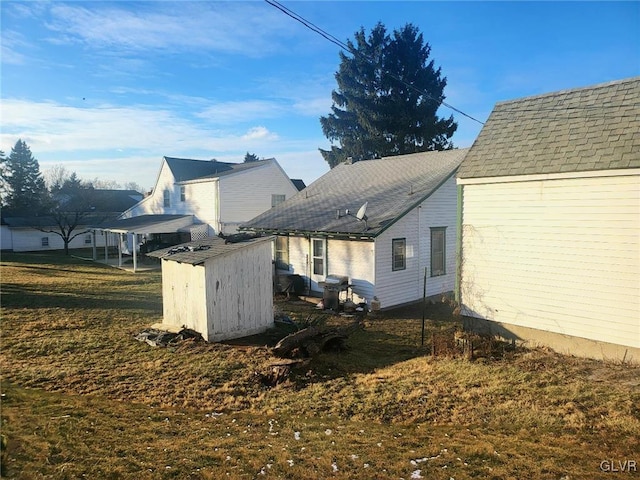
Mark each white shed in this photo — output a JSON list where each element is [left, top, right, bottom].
[[457, 77, 640, 363], [148, 235, 274, 342]]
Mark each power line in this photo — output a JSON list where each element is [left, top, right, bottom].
[[265, 0, 485, 125]]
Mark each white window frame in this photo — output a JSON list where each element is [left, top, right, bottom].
[[392, 238, 406, 271], [271, 194, 286, 208], [430, 227, 446, 277]]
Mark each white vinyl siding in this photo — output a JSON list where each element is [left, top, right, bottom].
[[326, 238, 375, 304], [7, 228, 108, 252], [374, 175, 458, 309], [460, 173, 640, 349], [284, 236, 375, 302], [218, 161, 299, 233]]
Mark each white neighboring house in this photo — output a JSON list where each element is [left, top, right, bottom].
[[457, 77, 640, 363], [243, 149, 467, 310], [120, 157, 301, 235], [1, 189, 143, 253]]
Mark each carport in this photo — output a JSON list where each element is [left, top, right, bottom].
[[91, 214, 201, 272]]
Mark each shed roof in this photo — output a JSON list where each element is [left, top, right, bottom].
[[146, 235, 272, 265], [243, 148, 467, 237], [458, 77, 640, 179]]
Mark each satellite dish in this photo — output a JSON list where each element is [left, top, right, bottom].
[[356, 202, 368, 221]]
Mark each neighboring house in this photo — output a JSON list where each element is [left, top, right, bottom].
[[2, 189, 143, 253], [457, 77, 640, 362], [147, 235, 274, 342], [120, 157, 301, 235], [243, 149, 468, 310]]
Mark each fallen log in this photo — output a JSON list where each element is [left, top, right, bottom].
[[272, 322, 363, 358]]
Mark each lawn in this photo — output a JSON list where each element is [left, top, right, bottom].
[[1, 251, 638, 479]]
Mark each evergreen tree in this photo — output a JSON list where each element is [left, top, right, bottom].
[[1, 140, 49, 215], [320, 23, 457, 168], [0, 150, 8, 206], [244, 152, 261, 163]]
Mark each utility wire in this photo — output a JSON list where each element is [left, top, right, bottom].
[[265, 0, 486, 125]]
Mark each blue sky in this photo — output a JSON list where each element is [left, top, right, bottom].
[[1, 1, 638, 191]]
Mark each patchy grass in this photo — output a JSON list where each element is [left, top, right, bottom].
[[1, 251, 639, 479]]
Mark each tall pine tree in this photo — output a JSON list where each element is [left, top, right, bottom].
[[320, 23, 457, 168], [1, 140, 49, 216]]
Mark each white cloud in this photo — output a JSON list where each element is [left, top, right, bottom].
[[0, 98, 330, 187], [44, 2, 294, 57], [241, 126, 277, 141]]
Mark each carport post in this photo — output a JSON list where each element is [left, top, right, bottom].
[[132, 233, 137, 272], [118, 233, 123, 267]]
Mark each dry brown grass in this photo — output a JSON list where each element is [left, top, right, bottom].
[[1, 251, 639, 479]]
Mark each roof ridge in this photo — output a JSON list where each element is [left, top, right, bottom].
[[494, 76, 640, 107]]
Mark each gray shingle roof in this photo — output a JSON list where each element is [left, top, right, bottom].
[[242, 149, 467, 237], [458, 77, 640, 179], [146, 235, 272, 265], [164, 157, 272, 183]]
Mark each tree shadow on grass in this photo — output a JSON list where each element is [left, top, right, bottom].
[[0, 282, 161, 312], [225, 298, 461, 384]]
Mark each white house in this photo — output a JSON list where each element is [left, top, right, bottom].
[[457, 77, 640, 362], [120, 157, 301, 235], [147, 235, 274, 342], [243, 149, 467, 310], [1, 189, 143, 253]]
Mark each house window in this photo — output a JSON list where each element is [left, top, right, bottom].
[[163, 189, 170, 208], [180, 186, 186, 202], [274, 236, 289, 270], [431, 227, 446, 276], [41, 237, 49, 247], [392, 238, 406, 271], [271, 194, 286, 207], [312, 238, 324, 276], [84, 234, 92, 245]]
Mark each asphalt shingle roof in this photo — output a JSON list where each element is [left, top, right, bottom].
[[458, 77, 640, 179], [164, 157, 272, 183], [146, 235, 272, 265], [243, 149, 467, 237]]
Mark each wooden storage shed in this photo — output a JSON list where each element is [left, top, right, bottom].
[[148, 235, 274, 342]]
